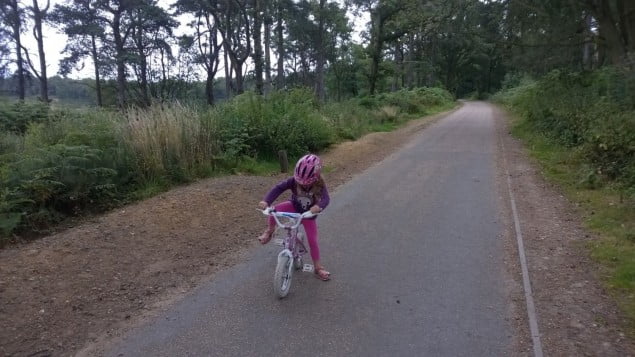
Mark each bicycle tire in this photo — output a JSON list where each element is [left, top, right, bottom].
[[274, 255, 293, 298]]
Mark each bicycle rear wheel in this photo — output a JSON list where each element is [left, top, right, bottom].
[[274, 255, 293, 298]]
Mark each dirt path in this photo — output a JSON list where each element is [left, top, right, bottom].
[[0, 108, 457, 357]]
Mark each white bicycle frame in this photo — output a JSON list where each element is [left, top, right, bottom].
[[260, 207, 316, 269]]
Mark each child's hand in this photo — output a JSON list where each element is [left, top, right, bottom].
[[258, 201, 268, 210], [310, 205, 322, 214]]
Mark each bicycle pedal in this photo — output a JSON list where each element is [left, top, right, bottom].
[[274, 238, 284, 246], [302, 264, 314, 272]]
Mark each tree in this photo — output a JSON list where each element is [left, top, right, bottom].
[[0, 0, 27, 99], [274, 0, 288, 90], [174, 0, 224, 105], [584, 0, 634, 65], [349, 0, 407, 95], [314, 0, 327, 101], [0, 38, 9, 77], [209, 0, 252, 95], [263, 0, 273, 93], [96, 0, 139, 108], [283, 0, 350, 93], [23, 0, 51, 102], [129, 1, 177, 106], [252, 0, 264, 94], [51, 0, 108, 106]]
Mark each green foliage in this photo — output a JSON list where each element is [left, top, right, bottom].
[[510, 112, 635, 333], [499, 67, 635, 329], [216, 89, 334, 158], [496, 68, 635, 193], [0, 101, 49, 134], [0, 87, 454, 240], [0, 107, 131, 240], [324, 87, 455, 139]]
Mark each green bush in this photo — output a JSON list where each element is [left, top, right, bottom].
[[0, 101, 50, 134], [0, 87, 454, 240], [215, 89, 334, 159], [496, 67, 635, 193]]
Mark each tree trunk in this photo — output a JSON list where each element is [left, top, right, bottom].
[[583, 13, 593, 70], [113, 11, 126, 108], [275, 0, 284, 90], [264, 0, 272, 94], [252, 0, 264, 95], [91, 34, 103, 106], [205, 27, 221, 105], [8, 0, 26, 100], [224, 48, 232, 98], [206, 70, 215, 105], [135, 29, 150, 106], [368, 11, 384, 95], [314, 0, 327, 102], [618, 0, 635, 55], [234, 61, 244, 94], [589, 0, 627, 65], [32, 0, 49, 102]]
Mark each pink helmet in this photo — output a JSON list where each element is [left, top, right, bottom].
[[294, 154, 322, 185]]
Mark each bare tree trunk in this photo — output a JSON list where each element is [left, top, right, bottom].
[[263, 0, 272, 94], [583, 13, 593, 70], [405, 34, 414, 88], [368, 12, 383, 95], [210, 0, 250, 95], [235, 62, 244, 94], [253, 0, 264, 95], [588, 0, 627, 65], [314, 0, 327, 102], [31, 0, 49, 102], [6, 0, 26, 100], [206, 70, 215, 105], [113, 11, 127, 108], [224, 48, 232, 98], [91, 34, 103, 106], [393, 41, 402, 91], [275, 0, 284, 90], [135, 29, 150, 106], [618, 0, 635, 56], [204, 26, 221, 105]]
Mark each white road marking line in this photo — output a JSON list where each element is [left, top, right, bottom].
[[500, 125, 544, 357]]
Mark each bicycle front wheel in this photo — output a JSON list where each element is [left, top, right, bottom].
[[274, 254, 293, 298]]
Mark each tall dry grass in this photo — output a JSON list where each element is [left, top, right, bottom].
[[121, 103, 220, 182]]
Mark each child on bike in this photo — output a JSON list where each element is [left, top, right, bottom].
[[258, 154, 331, 281]]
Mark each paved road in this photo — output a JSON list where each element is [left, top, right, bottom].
[[106, 102, 513, 356]]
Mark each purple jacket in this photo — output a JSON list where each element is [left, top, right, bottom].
[[264, 177, 330, 214]]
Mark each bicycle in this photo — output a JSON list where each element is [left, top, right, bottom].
[[259, 207, 317, 298]]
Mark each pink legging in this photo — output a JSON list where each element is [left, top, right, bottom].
[[268, 201, 320, 261]]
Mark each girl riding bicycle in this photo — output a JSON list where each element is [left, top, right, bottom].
[[258, 154, 331, 281]]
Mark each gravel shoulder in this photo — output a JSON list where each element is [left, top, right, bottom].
[[493, 104, 635, 356]]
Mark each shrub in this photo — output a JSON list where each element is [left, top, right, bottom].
[[0, 86, 454, 240], [496, 67, 635, 193], [0, 101, 49, 134]]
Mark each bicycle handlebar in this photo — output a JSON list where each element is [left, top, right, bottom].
[[258, 207, 317, 229]]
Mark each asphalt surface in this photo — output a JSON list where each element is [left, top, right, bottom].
[[106, 102, 513, 356]]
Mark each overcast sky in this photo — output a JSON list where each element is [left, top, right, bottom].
[[20, 0, 368, 79]]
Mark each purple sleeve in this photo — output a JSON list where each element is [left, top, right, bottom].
[[318, 185, 330, 210], [264, 177, 294, 205]]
